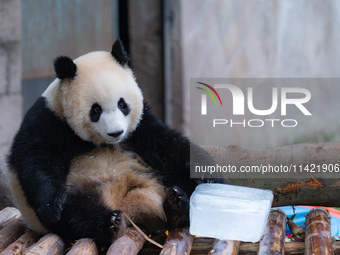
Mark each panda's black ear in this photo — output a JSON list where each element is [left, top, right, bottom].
[[54, 56, 77, 80], [111, 39, 130, 66]]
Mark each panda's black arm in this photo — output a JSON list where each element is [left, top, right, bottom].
[[8, 97, 94, 228], [123, 102, 216, 196], [16, 162, 67, 228]]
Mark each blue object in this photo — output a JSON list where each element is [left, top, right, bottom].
[[275, 206, 340, 237]]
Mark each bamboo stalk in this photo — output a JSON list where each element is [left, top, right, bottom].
[[107, 227, 145, 255], [305, 208, 333, 255], [159, 228, 194, 255], [0, 231, 40, 255], [0, 218, 26, 252], [209, 240, 240, 255], [258, 209, 287, 255], [24, 233, 64, 255], [66, 238, 97, 255]]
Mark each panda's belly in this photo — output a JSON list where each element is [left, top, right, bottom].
[[67, 147, 166, 225]]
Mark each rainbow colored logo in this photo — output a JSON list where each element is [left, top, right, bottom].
[[196, 82, 222, 106]]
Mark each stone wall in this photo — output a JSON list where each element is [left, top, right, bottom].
[[0, 0, 21, 157], [177, 0, 340, 149], [128, 0, 164, 119]]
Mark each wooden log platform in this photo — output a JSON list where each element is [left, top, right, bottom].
[[305, 208, 333, 255], [258, 209, 286, 255], [1, 207, 340, 254]]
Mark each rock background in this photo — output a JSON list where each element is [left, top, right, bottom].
[[2, 0, 340, 157], [0, 0, 21, 157], [178, 0, 340, 149]]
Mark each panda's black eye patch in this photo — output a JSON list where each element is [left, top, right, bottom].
[[118, 98, 130, 116], [90, 103, 102, 122]]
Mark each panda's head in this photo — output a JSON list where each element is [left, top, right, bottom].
[[43, 40, 143, 145]]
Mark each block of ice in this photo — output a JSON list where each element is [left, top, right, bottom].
[[189, 183, 273, 242]]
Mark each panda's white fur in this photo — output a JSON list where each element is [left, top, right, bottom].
[[43, 51, 143, 145], [8, 171, 48, 233]]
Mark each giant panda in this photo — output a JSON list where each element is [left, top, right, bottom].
[[7, 39, 217, 249]]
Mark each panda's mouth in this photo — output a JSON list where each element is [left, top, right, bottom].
[[105, 130, 125, 144], [107, 130, 124, 138]]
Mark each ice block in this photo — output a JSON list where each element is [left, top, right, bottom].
[[189, 183, 273, 242]]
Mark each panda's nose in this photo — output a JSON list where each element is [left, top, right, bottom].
[[108, 130, 124, 138]]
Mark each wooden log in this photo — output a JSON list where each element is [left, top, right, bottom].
[[209, 240, 240, 255], [190, 238, 215, 254], [239, 242, 259, 254], [203, 143, 340, 207], [305, 208, 333, 255], [332, 241, 340, 255], [66, 238, 97, 255], [236, 241, 304, 255], [24, 233, 64, 255], [107, 227, 145, 255], [283, 242, 305, 255], [0, 231, 40, 255], [144, 236, 340, 255], [240, 241, 337, 255], [0, 207, 21, 229], [0, 218, 26, 252], [159, 228, 194, 255], [204, 143, 340, 170], [192, 239, 315, 255], [258, 209, 287, 255]]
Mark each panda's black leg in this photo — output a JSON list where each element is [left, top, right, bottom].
[[16, 170, 68, 229], [163, 186, 189, 229], [55, 188, 125, 250]]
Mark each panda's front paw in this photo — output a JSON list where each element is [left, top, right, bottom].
[[167, 186, 189, 214], [95, 210, 126, 249], [36, 193, 66, 228], [164, 186, 189, 229]]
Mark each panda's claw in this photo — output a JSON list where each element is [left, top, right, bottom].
[[111, 216, 116, 223], [36, 193, 67, 228], [109, 210, 122, 230]]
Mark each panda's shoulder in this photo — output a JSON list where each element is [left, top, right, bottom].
[[9, 96, 95, 167], [17, 97, 73, 141]]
